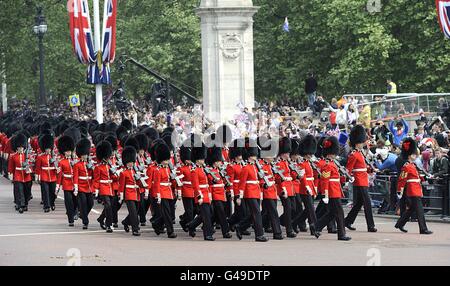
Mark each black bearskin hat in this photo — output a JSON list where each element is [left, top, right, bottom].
[[229, 139, 244, 160], [122, 146, 137, 165], [116, 126, 129, 142], [206, 146, 223, 166], [76, 138, 91, 157], [216, 124, 233, 146], [322, 136, 340, 156], [155, 143, 171, 164], [279, 137, 292, 155], [243, 138, 258, 160], [57, 135, 75, 154], [192, 142, 207, 162], [401, 137, 419, 158], [11, 133, 28, 151], [349, 125, 367, 147], [63, 127, 81, 145], [135, 133, 149, 151], [162, 134, 174, 151], [104, 135, 118, 151], [124, 136, 140, 152], [120, 119, 133, 132], [315, 137, 325, 158], [96, 141, 112, 162], [39, 134, 54, 151], [142, 127, 159, 142], [299, 135, 317, 156], [291, 138, 301, 155], [179, 140, 192, 163]]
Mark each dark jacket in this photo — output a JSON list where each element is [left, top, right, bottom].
[[305, 77, 318, 94]]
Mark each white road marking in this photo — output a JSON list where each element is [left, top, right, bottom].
[[57, 195, 101, 214]]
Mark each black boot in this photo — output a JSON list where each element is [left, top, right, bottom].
[[168, 232, 177, 238], [395, 224, 408, 233], [123, 223, 130, 233], [287, 232, 297, 238], [235, 225, 242, 240], [83, 225, 88, 230], [223, 232, 232, 239], [97, 218, 106, 230], [255, 236, 268, 242], [106, 227, 113, 233], [132, 231, 141, 236], [273, 234, 284, 240], [345, 223, 356, 231], [204, 236, 215, 241], [420, 230, 433, 235], [368, 227, 377, 233], [338, 236, 351, 241]]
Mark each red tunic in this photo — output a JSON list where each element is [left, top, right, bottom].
[[57, 158, 75, 191], [226, 162, 243, 197], [398, 162, 424, 197], [147, 163, 157, 198], [93, 163, 115, 196], [290, 161, 302, 194], [73, 161, 93, 193], [299, 161, 317, 196], [346, 150, 369, 187], [238, 163, 262, 199], [275, 160, 294, 197], [260, 161, 277, 200], [118, 168, 140, 201], [321, 160, 344, 199], [178, 164, 194, 198], [8, 153, 32, 182], [34, 153, 57, 182], [191, 165, 211, 204], [314, 158, 326, 194], [153, 166, 175, 200], [207, 167, 226, 202]]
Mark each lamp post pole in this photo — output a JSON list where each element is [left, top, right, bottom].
[[34, 6, 48, 113]]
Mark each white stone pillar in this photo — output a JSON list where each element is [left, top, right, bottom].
[[197, 0, 259, 124]]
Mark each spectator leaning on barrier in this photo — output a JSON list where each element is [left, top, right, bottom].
[[389, 115, 409, 146], [371, 120, 393, 144], [430, 148, 449, 179]]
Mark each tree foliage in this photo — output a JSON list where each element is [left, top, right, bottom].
[[1, 0, 449, 105]]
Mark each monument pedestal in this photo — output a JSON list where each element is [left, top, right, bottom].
[[197, 0, 259, 124]]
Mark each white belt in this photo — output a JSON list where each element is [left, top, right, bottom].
[[352, 168, 367, 172], [329, 179, 340, 182], [78, 176, 92, 180], [212, 184, 224, 188], [63, 174, 73, 178], [284, 177, 293, 181], [183, 181, 192, 185], [246, 181, 259, 184], [199, 184, 209, 188], [42, 167, 55, 170], [125, 185, 139, 189], [99, 180, 112, 184], [15, 167, 25, 171], [407, 179, 421, 183], [233, 180, 240, 183], [160, 182, 171, 186], [306, 177, 314, 181]]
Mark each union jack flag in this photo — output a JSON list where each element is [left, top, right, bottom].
[[436, 0, 450, 39], [69, 0, 96, 64]]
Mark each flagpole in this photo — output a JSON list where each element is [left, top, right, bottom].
[[93, 0, 103, 123]]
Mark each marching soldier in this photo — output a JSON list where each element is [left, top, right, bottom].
[[105, 135, 122, 229], [292, 135, 321, 238], [35, 133, 57, 213], [93, 141, 117, 233], [344, 125, 377, 232], [216, 125, 233, 218], [147, 139, 165, 234], [395, 138, 433, 234], [289, 138, 306, 233], [206, 145, 232, 239], [56, 135, 76, 226], [135, 133, 151, 226], [8, 133, 32, 213], [235, 138, 268, 242], [275, 137, 297, 238], [315, 136, 351, 241], [187, 140, 215, 241], [152, 143, 177, 238], [178, 140, 195, 232], [119, 146, 141, 236], [73, 138, 94, 229]]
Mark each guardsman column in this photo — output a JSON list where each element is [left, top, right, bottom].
[[197, 0, 259, 124]]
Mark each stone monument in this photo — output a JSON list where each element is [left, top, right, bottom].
[[196, 0, 259, 124]]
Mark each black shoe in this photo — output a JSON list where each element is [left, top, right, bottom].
[[40, 201, 43, 205], [123, 224, 130, 233], [223, 232, 232, 239], [68, 223, 74, 227], [51, 206, 55, 211], [310, 225, 321, 239], [264, 227, 273, 233], [287, 232, 297, 238], [235, 226, 242, 240], [189, 229, 196, 238], [73, 214, 78, 220], [229, 223, 235, 232], [338, 236, 352, 241], [204, 236, 215, 241], [44, 208, 50, 213], [18, 208, 24, 214], [368, 227, 377, 233], [299, 227, 308, 233], [140, 222, 146, 227], [328, 229, 337, 234], [420, 230, 433, 235], [345, 223, 356, 231], [273, 234, 284, 240], [113, 223, 118, 228], [82, 225, 88, 230], [293, 225, 300, 233], [15, 205, 18, 211], [242, 230, 251, 236], [255, 236, 268, 242], [168, 232, 177, 238], [97, 219, 106, 230], [132, 231, 141, 236], [395, 225, 408, 233], [23, 206, 28, 212], [106, 227, 113, 233]]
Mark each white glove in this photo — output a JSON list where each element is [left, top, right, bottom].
[[8, 173, 13, 181], [73, 186, 78, 196], [156, 193, 161, 204], [236, 198, 241, 206], [95, 189, 99, 198], [322, 197, 329, 204], [198, 198, 204, 205], [349, 177, 355, 183], [119, 192, 124, 203], [144, 190, 149, 200], [177, 190, 182, 200], [268, 181, 275, 187], [208, 192, 212, 202], [397, 192, 403, 199], [281, 187, 288, 199], [35, 175, 40, 183], [299, 169, 305, 178], [306, 187, 312, 195]]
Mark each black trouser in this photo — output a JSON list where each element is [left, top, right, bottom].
[[228, 196, 248, 229], [225, 192, 233, 218], [138, 193, 148, 224], [315, 196, 337, 231], [280, 196, 294, 234], [160, 198, 174, 235], [40, 182, 55, 210], [78, 192, 94, 226], [345, 186, 375, 229], [395, 196, 429, 232], [23, 181, 32, 205], [13, 182, 26, 208], [212, 200, 230, 235], [189, 203, 214, 238], [170, 199, 176, 222], [150, 196, 163, 229], [316, 198, 346, 239], [238, 199, 264, 237], [99, 195, 114, 228], [389, 177, 398, 211], [64, 190, 77, 223], [180, 197, 194, 228], [262, 199, 282, 235], [123, 200, 139, 233], [293, 194, 317, 227], [293, 194, 306, 228], [112, 192, 123, 225]]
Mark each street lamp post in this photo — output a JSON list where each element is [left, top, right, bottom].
[[33, 6, 47, 113]]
